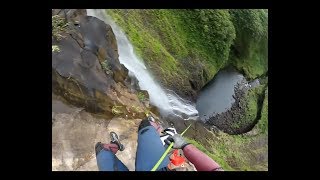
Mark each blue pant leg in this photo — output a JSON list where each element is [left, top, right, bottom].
[[96, 149, 129, 171], [135, 126, 170, 171]]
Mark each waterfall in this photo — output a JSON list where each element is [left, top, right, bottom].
[[87, 9, 199, 120]]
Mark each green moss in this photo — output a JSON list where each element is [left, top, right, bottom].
[[130, 105, 141, 112], [106, 9, 267, 91], [185, 137, 234, 171], [111, 105, 123, 115], [185, 128, 267, 171], [236, 91, 258, 128], [137, 92, 146, 102], [101, 60, 112, 74], [229, 9, 268, 79], [52, 15, 70, 41], [106, 9, 237, 93], [52, 45, 60, 52], [257, 88, 268, 134], [231, 84, 266, 131]]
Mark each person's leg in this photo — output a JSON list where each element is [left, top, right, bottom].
[[95, 142, 129, 171], [135, 119, 170, 171]]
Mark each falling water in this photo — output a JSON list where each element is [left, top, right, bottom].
[[87, 9, 199, 119]]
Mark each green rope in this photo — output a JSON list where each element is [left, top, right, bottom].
[[151, 123, 192, 171]]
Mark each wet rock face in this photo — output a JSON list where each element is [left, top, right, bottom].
[[52, 9, 87, 23], [78, 15, 128, 83], [52, 12, 128, 89], [52, 9, 148, 119], [176, 57, 207, 101]]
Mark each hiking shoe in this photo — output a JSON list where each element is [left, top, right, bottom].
[[95, 142, 103, 156], [110, 132, 125, 151]]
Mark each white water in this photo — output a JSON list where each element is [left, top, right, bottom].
[[87, 9, 198, 119]]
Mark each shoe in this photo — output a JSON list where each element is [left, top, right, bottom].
[[95, 142, 103, 156], [110, 132, 125, 151]]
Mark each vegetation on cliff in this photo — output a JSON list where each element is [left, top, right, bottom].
[[229, 9, 268, 79], [107, 9, 268, 97], [233, 83, 267, 132]]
